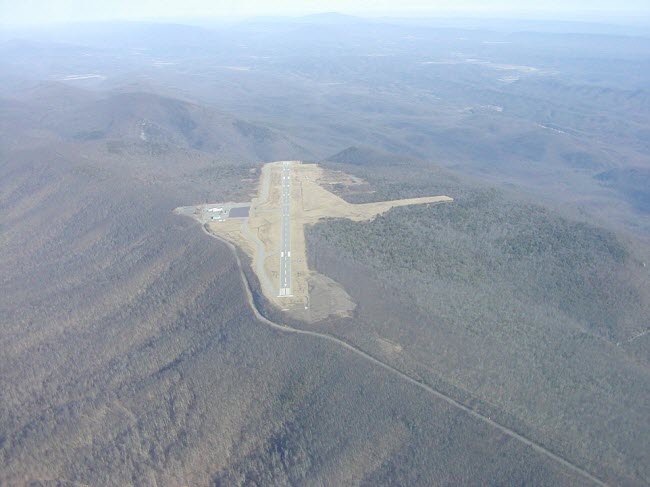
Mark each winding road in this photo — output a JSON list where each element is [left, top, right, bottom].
[[198, 223, 610, 487]]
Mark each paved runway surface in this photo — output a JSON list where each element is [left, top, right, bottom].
[[279, 162, 292, 296]]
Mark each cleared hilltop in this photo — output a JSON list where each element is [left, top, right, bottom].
[[2, 17, 650, 486], [179, 161, 452, 320]]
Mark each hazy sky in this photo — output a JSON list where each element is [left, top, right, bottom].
[[1, 0, 649, 25]]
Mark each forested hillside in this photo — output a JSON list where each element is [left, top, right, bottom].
[[2, 16, 650, 484], [306, 163, 650, 487], [1, 83, 310, 162], [0, 86, 598, 486]]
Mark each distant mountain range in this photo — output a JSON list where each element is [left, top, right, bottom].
[[1, 82, 310, 161]]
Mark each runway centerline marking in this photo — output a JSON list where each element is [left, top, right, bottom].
[[279, 162, 292, 297]]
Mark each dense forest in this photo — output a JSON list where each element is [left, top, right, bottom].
[[305, 159, 650, 486], [2, 16, 650, 484], [0, 86, 601, 486]]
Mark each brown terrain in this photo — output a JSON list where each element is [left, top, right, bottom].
[[177, 161, 453, 321]]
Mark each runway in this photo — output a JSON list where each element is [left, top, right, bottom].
[[278, 161, 292, 297]]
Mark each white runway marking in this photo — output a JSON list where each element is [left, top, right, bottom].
[[279, 162, 292, 297]]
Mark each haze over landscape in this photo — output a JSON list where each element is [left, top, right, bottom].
[[1, 1, 649, 486]]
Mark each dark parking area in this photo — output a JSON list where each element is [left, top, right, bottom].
[[229, 206, 250, 218]]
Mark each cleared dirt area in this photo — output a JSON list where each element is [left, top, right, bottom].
[[295, 162, 452, 222], [179, 161, 452, 321]]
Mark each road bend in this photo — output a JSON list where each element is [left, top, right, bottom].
[[196, 202, 609, 487]]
